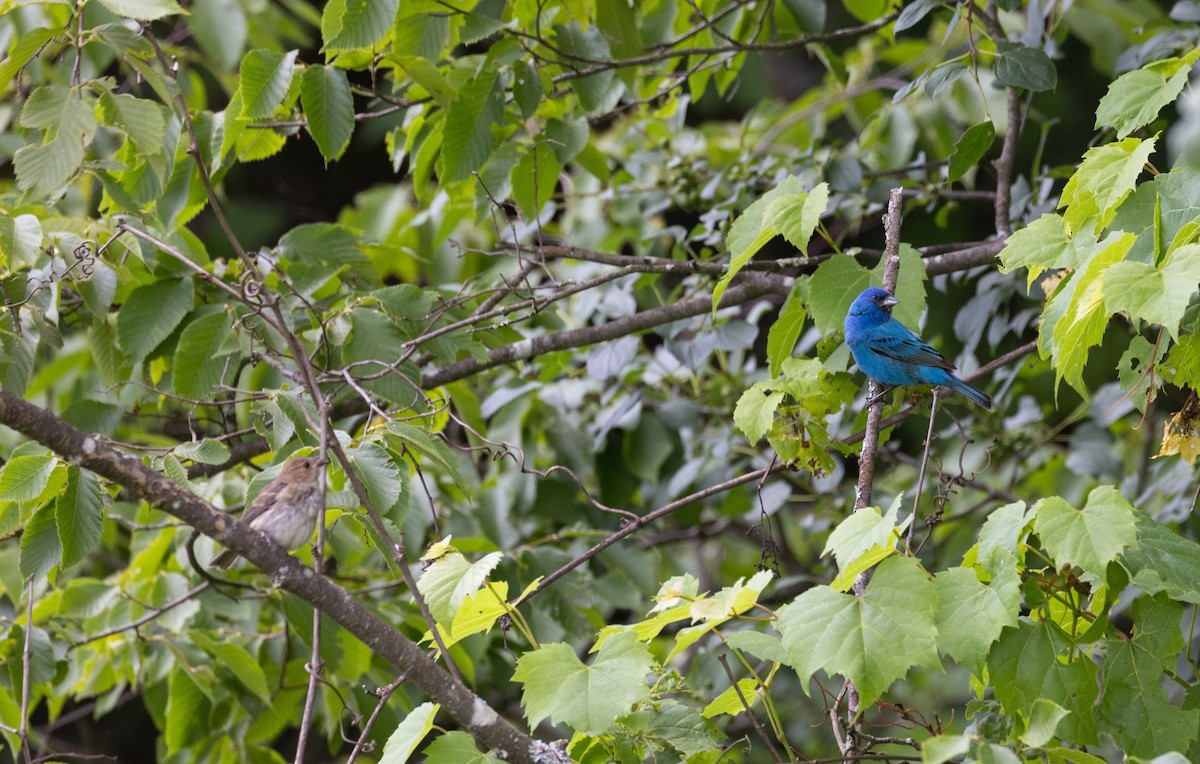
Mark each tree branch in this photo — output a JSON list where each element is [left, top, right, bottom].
[[0, 388, 540, 764]]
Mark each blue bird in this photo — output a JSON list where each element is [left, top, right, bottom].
[[844, 286, 991, 409]]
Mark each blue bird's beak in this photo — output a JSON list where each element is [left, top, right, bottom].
[[881, 295, 899, 307]]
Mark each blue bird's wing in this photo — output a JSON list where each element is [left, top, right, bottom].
[[868, 331, 955, 371]]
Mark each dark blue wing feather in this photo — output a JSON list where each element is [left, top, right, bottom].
[[867, 330, 955, 371]]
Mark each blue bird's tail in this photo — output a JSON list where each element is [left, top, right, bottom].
[[946, 376, 992, 409]]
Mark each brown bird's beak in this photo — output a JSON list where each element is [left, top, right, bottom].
[[314, 455, 330, 467], [881, 295, 899, 307]]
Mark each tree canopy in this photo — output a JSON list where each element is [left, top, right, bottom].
[[1, 0, 1199, 762]]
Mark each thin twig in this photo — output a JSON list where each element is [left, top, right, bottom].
[[907, 391, 940, 547], [717, 654, 784, 763]]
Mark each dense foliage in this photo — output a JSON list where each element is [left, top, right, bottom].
[[1, 0, 1199, 762]]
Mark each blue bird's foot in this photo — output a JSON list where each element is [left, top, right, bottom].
[[864, 386, 894, 408]]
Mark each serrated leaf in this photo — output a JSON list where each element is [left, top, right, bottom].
[[240, 49, 298, 119], [164, 667, 204, 753], [0, 214, 43, 271], [777, 556, 939, 707], [301, 65, 354, 162], [1033, 486, 1136, 575], [1105, 244, 1200, 339], [514, 632, 654, 734], [1060, 136, 1156, 232], [766, 285, 807, 378], [933, 567, 1018, 675], [98, 91, 165, 157], [994, 41, 1057, 92], [417, 551, 502, 626], [987, 620, 1099, 744], [733, 384, 784, 444], [822, 494, 904, 572], [174, 311, 237, 399], [997, 213, 1075, 287], [191, 631, 271, 701], [347, 442, 407, 525], [55, 467, 104, 570], [554, 23, 618, 114], [384, 422, 469, 493], [19, 503, 62, 580], [174, 439, 232, 465], [116, 278, 194, 361], [1120, 511, 1200, 605], [439, 69, 502, 182], [948, 121, 995, 181], [0, 454, 56, 502], [713, 178, 824, 313], [321, 0, 398, 51], [380, 702, 439, 763], [1097, 51, 1200, 139]]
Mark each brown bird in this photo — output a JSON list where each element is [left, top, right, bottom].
[[209, 454, 327, 569]]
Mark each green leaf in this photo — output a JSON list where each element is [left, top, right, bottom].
[[777, 556, 939, 706], [55, 467, 104, 570], [379, 702, 439, 763], [994, 41, 1057, 92], [766, 285, 807, 378], [714, 178, 826, 313], [301, 65, 354, 162], [806, 257, 871, 334], [420, 731, 503, 763], [95, 0, 183, 20], [702, 677, 763, 718], [347, 442, 407, 526], [164, 667, 205, 753], [732, 385, 784, 444], [997, 213, 1075, 287], [239, 49, 298, 119], [190, 0, 248, 69], [116, 278, 195, 362], [619, 700, 723, 757], [174, 439, 232, 465], [173, 311, 237, 399], [893, 0, 939, 31], [1120, 511, 1200, 605], [321, 0, 398, 51], [0, 28, 58, 93], [393, 10, 449, 60], [98, 91, 166, 157], [0, 214, 44, 271], [514, 631, 654, 734], [1022, 698, 1070, 748], [948, 120, 995, 181], [384, 422, 469, 493], [1059, 136, 1156, 232], [1046, 231, 1135, 395], [390, 55, 454, 105], [512, 60, 542, 119], [1105, 244, 1200, 339], [1096, 51, 1200, 139], [987, 620, 1099, 744], [1034, 487, 1136, 576], [439, 69, 503, 183], [933, 567, 1018, 675], [417, 551, 503, 626], [0, 454, 56, 502], [822, 494, 903, 574], [19, 503, 62, 580], [554, 23, 619, 114], [191, 631, 271, 701], [1097, 598, 1199, 757], [921, 734, 972, 764], [511, 142, 560, 219]]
